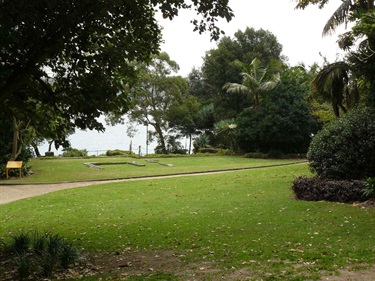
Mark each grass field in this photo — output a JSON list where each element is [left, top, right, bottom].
[[0, 158, 374, 280], [3, 156, 302, 183]]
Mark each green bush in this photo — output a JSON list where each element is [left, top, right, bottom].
[[1, 230, 83, 280], [44, 151, 55, 157], [106, 149, 132, 156], [244, 152, 267, 159], [307, 107, 375, 180], [292, 177, 369, 203], [363, 177, 375, 198], [244, 152, 306, 159], [198, 147, 219, 154], [193, 134, 211, 154], [267, 149, 284, 159], [61, 147, 88, 157]]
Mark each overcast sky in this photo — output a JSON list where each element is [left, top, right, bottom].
[[158, 0, 347, 76]]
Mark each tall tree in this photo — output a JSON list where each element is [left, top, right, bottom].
[[1, 0, 234, 104], [223, 58, 280, 109], [214, 119, 237, 152], [296, 0, 374, 36], [167, 95, 202, 154], [0, 0, 233, 161], [236, 65, 321, 154], [295, 0, 375, 107], [187, 68, 217, 105], [312, 61, 359, 117], [201, 27, 283, 119], [127, 52, 188, 154], [2, 95, 74, 160]]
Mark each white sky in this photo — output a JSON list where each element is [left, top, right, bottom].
[[158, 0, 347, 76]]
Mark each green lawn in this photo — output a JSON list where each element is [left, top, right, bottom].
[[1, 160, 374, 280], [2, 156, 303, 183]]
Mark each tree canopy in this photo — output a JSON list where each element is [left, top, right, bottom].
[[0, 0, 233, 123], [236, 66, 321, 154], [296, 0, 375, 108], [199, 27, 283, 120], [223, 58, 281, 109], [0, 0, 233, 161], [126, 52, 189, 154]]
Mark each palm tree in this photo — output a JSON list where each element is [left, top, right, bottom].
[[296, 0, 374, 36], [322, 0, 353, 36], [214, 119, 237, 152], [313, 61, 359, 117], [222, 58, 280, 109]]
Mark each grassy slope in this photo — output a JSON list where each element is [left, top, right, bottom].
[[1, 163, 374, 280]]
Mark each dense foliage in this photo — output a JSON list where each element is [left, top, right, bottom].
[[236, 67, 320, 154], [106, 150, 133, 157], [0, 116, 34, 165], [0, 231, 82, 280], [292, 177, 369, 203], [296, 0, 375, 107], [307, 107, 375, 180], [198, 27, 283, 119], [125, 53, 189, 154], [0, 119, 13, 163], [0, 0, 233, 160], [61, 147, 88, 158]]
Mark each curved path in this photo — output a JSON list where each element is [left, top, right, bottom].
[[0, 161, 307, 205]]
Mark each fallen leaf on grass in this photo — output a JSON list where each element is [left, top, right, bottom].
[[289, 248, 304, 253], [242, 260, 257, 264]]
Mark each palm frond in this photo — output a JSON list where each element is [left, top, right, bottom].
[[241, 72, 260, 88], [313, 61, 349, 93], [250, 58, 267, 82], [223, 82, 249, 94], [258, 73, 280, 92], [313, 61, 351, 117], [323, 0, 351, 36]]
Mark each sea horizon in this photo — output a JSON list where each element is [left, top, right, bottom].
[[38, 120, 156, 156]]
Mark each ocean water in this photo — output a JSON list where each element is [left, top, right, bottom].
[[39, 119, 157, 156]]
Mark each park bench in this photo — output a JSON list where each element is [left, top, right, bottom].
[[6, 161, 23, 179]]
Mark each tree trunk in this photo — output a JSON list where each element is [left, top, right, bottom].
[[153, 124, 167, 154], [31, 143, 42, 157], [48, 140, 55, 152], [11, 118, 23, 160], [188, 134, 192, 154]]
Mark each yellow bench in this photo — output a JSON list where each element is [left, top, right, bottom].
[[6, 161, 23, 179]]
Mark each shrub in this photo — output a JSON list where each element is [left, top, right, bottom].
[[267, 149, 284, 159], [193, 134, 211, 154], [106, 149, 132, 156], [44, 151, 55, 157], [0, 162, 31, 179], [285, 153, 306, 159], [307, 107, 375, 180], [363, 177, 375, 198], [198, 147, 219, 154], [244, 152, 306, 159], [62, 147, 88, 157], [244, 152, 266, 159], [1, 230, 82, 280], [216, 148, 234, 156], [154, 136, 187, 155], [292, 177, 369, 203]]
